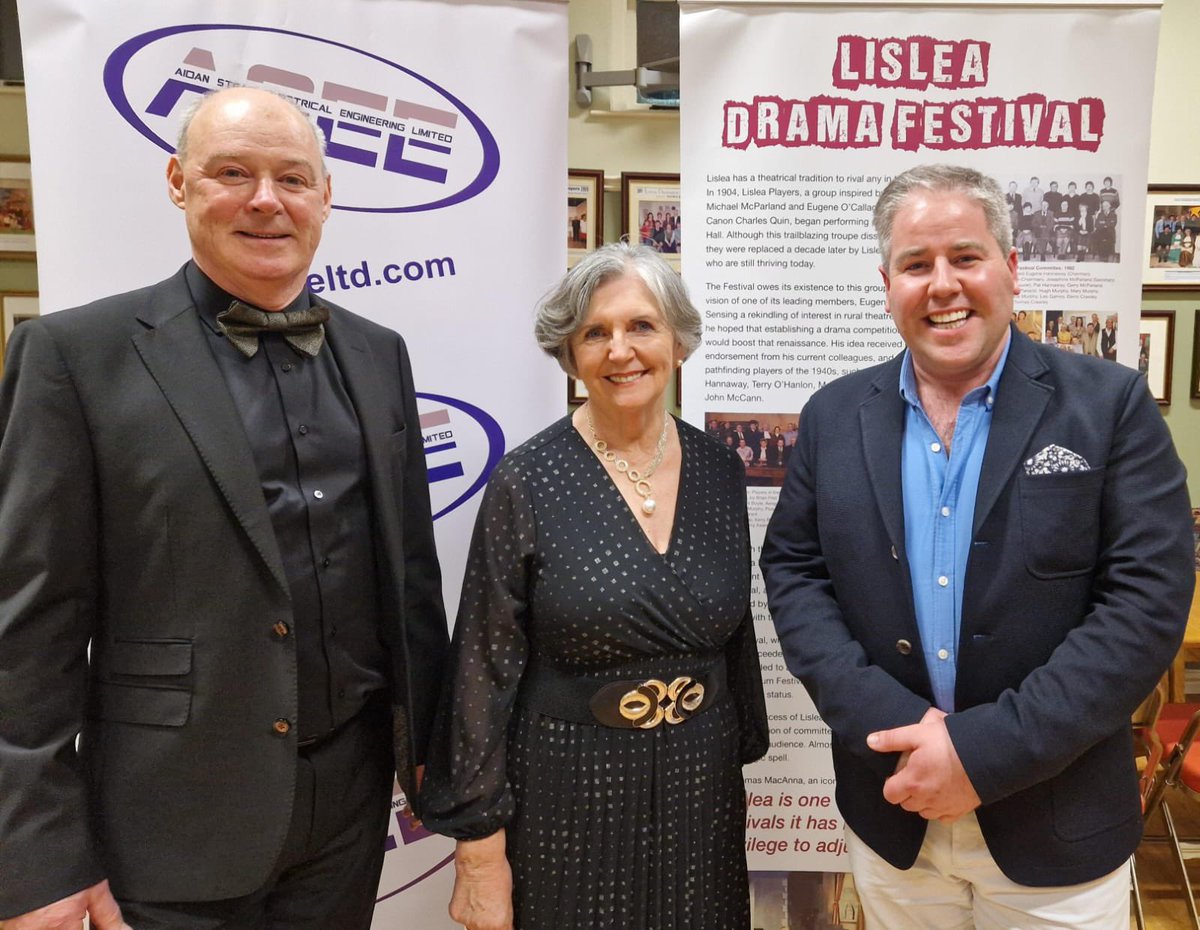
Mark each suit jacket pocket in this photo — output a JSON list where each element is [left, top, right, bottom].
[[106, 639, 192, 676], [95, 682, 191, 727], [1018, 467, 1105, 579]]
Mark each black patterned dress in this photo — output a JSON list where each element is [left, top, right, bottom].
[[422, 416, 769, 930]]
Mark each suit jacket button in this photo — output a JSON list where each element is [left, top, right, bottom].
[[273, 718, 291, 736], [896, 639, 912, 655], [271, 621, 290, 640], [890, 545, 899, 561]]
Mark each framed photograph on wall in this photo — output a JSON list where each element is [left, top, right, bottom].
[[1191, 310, 1200, 399], [1138, 310, 1174, 405], [567, 169, 604, 267], [0, 159, 36, 259], [567, 375, 589, 406], [0, 292, 40, 376], [1143, 185, 1200, 289], [622, 172, 681, 270]]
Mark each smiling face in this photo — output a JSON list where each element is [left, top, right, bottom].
[[570, 273, 683, 416], [167, 88, 331, 310], [880, 189, 1019, 395]]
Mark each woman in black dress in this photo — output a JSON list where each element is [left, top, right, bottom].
[[422, 242, 769, 930]]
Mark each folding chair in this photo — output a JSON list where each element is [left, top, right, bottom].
[[1132, 681, 1167, 929], [1140, 697, 1200, 929]]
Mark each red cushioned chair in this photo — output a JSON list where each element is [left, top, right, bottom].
[[1140, 697, 1200, 929]]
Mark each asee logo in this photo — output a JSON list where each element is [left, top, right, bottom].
[[417, 393, 505, 521], [103, 24, 500, 213]]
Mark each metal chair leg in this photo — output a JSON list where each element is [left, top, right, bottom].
[[1132, 855, 1146, 930], [1163, 799, 1200, 930]]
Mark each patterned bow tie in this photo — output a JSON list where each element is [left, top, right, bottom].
[[215, 300, 330, 358]]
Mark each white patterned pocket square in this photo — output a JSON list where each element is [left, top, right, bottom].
[[1024, 444, 1091, 475]]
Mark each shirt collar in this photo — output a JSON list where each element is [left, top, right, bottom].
[[899, 327, 1011, 412], [185, 261, 312, 335]]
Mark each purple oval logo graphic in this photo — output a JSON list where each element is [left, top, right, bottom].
[[103, 24, 500, 213], [417, 392, 505, 520]]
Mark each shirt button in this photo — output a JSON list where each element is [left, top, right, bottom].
[[271, 620, 290, 639], [930, 442, 941, 453], [937, 648, 950, 660], [281, 362, 293, 372], [330, 626, 338, 638], [941, 506, 951, 517], [322, 557, 331, 568], [272, 718, 291, 736], [337, 687, 346, 698], [313, 490, 324, 500], [298, 424, 309, 435], [938, 575, 949, 587]]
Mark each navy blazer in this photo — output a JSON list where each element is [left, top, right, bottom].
[[761, 326, 1194, 886], [0, 267, 448, 915]]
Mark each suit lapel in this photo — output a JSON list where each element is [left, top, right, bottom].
[[325, 310, 405, 559], [972, 332, 1052, 537], [131, 274, 289, 593], [860, 360, 907, 561]]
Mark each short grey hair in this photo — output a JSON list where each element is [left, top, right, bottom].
[[873, 164, 1012, 265], [174, 87, 328, 175], [534, 242, 702, 376]]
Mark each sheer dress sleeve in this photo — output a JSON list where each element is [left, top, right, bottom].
[[420, 457, 536, 839]]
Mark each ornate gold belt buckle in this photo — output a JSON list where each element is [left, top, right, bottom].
[[618, 676, 705, 729]]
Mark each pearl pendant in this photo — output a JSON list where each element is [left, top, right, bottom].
[[641, 497, 657, 515]]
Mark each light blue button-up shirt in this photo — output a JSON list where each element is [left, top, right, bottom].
[[899, 333, 1011, 712]]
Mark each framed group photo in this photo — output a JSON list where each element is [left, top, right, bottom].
[[1138, 309, 1174, 405], [621, 172, 681, 270], [567, 169, 604, 267], [1144, 185, 1200, 289], [0, 158, 36, 259]]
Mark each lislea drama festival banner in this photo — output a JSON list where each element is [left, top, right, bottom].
[[680, 0, 1159, 888]]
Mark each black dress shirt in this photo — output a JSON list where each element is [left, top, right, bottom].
[[186, 263, 387, 741]]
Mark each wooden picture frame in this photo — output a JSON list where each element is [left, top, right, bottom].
[[1138, 310, 1174, 405], [567, 376, 588, 406], [1143, 185, 1200, 289], [0, 158, 36, 259], [567, 169, 604, 267], [1191, 309, 1200, 400], [621, 172, 681, 270], [0, 292, 40, 376]]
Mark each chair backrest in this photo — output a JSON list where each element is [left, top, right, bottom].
[[1136, 679, 1168, 815]]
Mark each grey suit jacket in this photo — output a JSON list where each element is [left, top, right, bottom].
[[761, 326, 1194, 886], [0, 266, 448, 915]]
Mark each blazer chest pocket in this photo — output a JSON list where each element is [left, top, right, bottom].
[[1017, 467, 1105, 579], [94, 639, 192, 727]]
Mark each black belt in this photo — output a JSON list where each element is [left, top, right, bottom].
[[517, 656, 726, 729]]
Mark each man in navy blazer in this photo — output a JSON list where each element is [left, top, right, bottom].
[[761, 164, 1194, 928], [0, 88, 448, 929]]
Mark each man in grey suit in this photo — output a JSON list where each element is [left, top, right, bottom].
[[0, 87, 448, 929], [761, 164, 1193, 928]]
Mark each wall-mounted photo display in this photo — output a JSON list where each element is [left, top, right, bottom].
[[567, 169, 604, 267], [0, 159, 35, 259], [1138, 309, 1174, 404], [1144, 185, 1200, 289], [622, 172, 681, 271]]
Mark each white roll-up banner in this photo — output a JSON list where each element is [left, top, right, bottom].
[[17, 1, 566, 924], [680, 1, 1159, 921]]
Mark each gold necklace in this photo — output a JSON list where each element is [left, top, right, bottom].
[[585, 404, 669, 515]]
